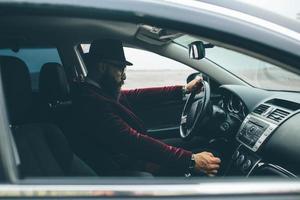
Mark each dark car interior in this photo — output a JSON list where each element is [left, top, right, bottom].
[[0, 56, 96, 177], [0, 13, 299, 181]]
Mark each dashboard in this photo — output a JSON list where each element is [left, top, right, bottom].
[[218, 85, 300, 177]]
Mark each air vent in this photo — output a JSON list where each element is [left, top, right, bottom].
[[267, 109, 290, 122], [253, 104, 270, 115]]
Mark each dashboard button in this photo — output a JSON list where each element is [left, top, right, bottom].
[[248, 126, 258, 134], [232, 151, 240, 160], [250, 139, 256, 145], [236, 155, 245, 165], [220, 122, 230, 131], [264, 132, 269, 136], [242, 160, 252, 171]]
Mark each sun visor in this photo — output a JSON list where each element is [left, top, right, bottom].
[[135, 24, 183, 45]]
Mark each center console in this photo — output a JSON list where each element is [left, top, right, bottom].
[[236, 114, 277, 152], [226, 102, 294, 176]]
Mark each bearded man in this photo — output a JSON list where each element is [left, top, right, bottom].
[[74, 39, 220, 176]]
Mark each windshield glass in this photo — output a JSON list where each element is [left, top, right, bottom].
[[238, 0, 300, 21], [174, 35, 300, 92]]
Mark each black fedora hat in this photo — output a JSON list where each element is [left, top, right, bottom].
[[88, 39, 133, 68]]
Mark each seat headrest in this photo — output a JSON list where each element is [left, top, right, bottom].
[[0, 56, 32, 124], [39, 62, 70, 104]]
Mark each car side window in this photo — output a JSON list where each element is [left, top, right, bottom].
[[81, 44, 197, 89], [0, 48, 62, 91], [80, 44, 197, 89], [122, 47, 197, 89]]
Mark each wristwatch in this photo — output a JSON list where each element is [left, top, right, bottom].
[[185, 154, 196, 177], [189, 154, 196, 171]]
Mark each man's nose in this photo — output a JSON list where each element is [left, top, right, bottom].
[[121, 72, 126, 80]]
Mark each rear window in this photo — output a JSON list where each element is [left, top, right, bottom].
[[0, 48, 62, 91]]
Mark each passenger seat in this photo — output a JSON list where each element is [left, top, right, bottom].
[[0, 56, 96, 177], [38, 62, 72, 129], [38, 61, 123, 175]]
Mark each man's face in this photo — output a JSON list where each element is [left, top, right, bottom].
[[107, 65, 126, 89], [96, 62, 126, 99]]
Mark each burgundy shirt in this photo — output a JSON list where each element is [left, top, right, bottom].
[[75, 81, 192, 174]]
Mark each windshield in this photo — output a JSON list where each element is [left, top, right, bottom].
[[174, 35, 300, 92], [238, 0, 300, 21]]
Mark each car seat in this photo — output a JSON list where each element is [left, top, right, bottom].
[[0, 56, 96, 177]]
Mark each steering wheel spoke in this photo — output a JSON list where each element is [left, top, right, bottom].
[[181, 115, 187, 125]]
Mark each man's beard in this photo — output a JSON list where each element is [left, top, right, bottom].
[[98, 75, 123, 100]]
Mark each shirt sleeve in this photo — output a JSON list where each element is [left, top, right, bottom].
[[121, 86, 183, 106]]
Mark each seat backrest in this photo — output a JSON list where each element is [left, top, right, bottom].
[[38, 62, 73, 128], [39, 62, 71, 107], [0, 56, 96, 177], [0, 56, 32, 125]]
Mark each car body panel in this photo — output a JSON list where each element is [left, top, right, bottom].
[[0, 0, 299, 71]]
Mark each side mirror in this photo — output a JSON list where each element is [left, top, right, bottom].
[[188, 41, 214, 60]]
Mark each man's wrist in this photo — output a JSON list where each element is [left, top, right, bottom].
[[182, 86, 188, 96], [189, 154, 196, 171], [185, 154, 196, 177]]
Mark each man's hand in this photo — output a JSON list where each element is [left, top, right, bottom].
[[193, 151, 221, 176], [184, 76, 203, 94]]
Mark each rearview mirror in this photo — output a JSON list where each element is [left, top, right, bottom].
[[188, 41, 214, 60]]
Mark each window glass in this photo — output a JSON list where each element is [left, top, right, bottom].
[[174, 35, 300, 92], [80, 44, 197, 89], [205, 46, 300, 91], [123, 47, 197, 89], [238, 0, 300, 21], [0, 48, 62, 91]]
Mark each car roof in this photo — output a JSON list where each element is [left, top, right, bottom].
[[2, 0, 299, 31], [1, 0, 299, 42], [0, 0, 299, 73], [200, 0, 300, 32]]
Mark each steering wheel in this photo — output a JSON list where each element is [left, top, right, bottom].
[[180, 81, 211, 140]]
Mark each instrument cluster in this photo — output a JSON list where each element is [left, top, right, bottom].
[[219, 93, 247, 120]]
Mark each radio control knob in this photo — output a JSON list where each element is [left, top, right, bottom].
[[236, 155, 245, 165], [248, 126, 257, 134], [250, 139, 256, 145], [242, 160, 252, 170]]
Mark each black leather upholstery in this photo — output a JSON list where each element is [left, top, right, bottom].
[[38, 62, 74, 140], [13, 123, 96, 177], [0, 56, 32, 125], [39, 62, 70, 105], [0, 56, 96, 177]]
